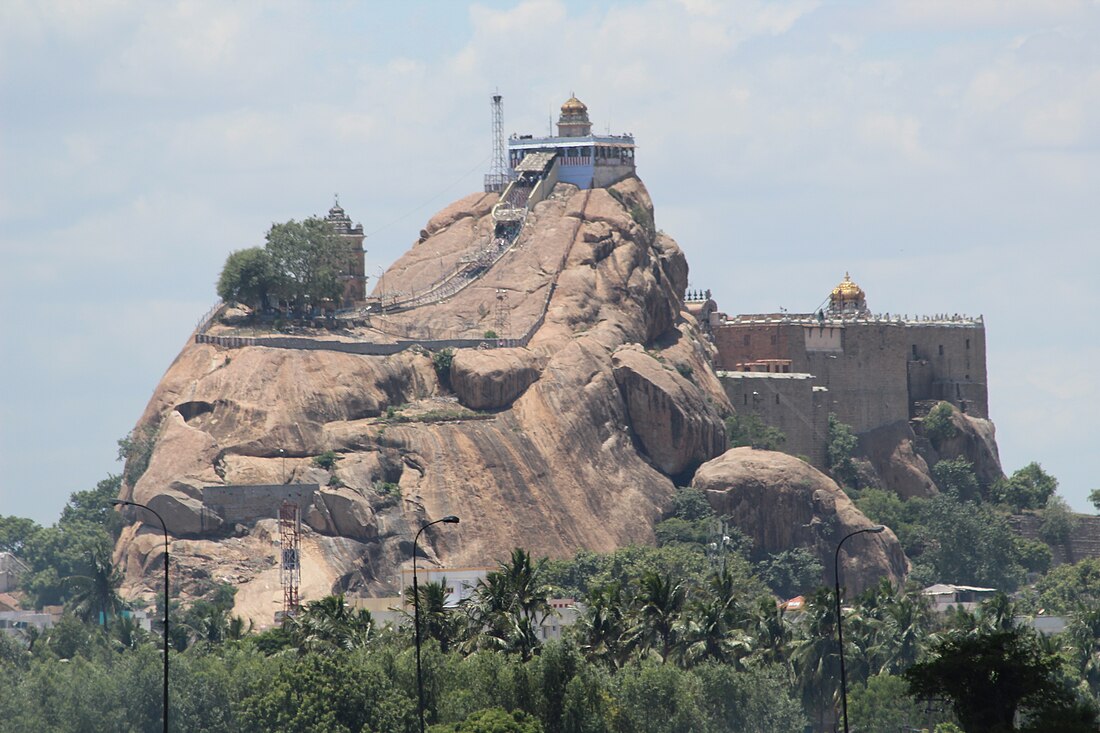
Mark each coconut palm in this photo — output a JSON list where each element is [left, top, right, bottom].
[[64, 549, 126, 625], [404, 578, 457, 653], [630, 571, 686, 663], [576, 582, 630, 669], [464, 548, 552, 661], [290, 594, 373, 653]]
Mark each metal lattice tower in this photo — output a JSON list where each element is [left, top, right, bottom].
[[484, 93, 511, 193], [278, 501, 301, 619], [494, 289, 509, 345]]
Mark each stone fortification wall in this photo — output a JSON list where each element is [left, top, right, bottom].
[[797, 323, 912, 434], [713, 320, 790, 369], [711, 315, 987, 434], [203, 483, 319, 526], [905, 322, 987, 417], [718, 372, 828, 467], [1009, 513, 1100, 566]]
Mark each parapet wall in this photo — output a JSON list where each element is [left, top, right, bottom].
[[202, 483, 319, 526], [712, 314, 988, 433], [718, 372, 828, 467]]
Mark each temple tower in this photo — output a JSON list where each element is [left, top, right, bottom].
[[827, 272, 869, 316], [557, 95, 592, 137], [326, 196, 366, 306]]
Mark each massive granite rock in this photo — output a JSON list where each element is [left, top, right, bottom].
[[858, 404, 1005, 500], [693, 447, 909, 594], [114, 177, 744, 626]]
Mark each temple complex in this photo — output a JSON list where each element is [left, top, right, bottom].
[[702, 274, 988, 467], [508, 95, 636, 189]]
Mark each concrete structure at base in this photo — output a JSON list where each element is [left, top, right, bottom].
[[708, 274, 988, 468], [508, 96, 636, 190], [398, 566, 493, 608], [202, 484, 320, 527], [325, 197, 367, 307]]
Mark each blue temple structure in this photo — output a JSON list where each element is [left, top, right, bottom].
[[508, 96, 636, 190]]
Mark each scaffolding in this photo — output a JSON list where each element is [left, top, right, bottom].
[[278, 501, 301, 619]]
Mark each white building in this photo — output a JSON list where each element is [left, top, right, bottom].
[[398, 566, 494, 608]]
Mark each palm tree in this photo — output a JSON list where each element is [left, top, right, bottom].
[[746, 593, 791, 668], [464, 548, 551, 661], [630, 571, 686, 663], [404, 579, 457, 653], [576, 582, 630, 669], [64, 549, 126, 625], [791, 588, 843, 732], [290, 594, 373, 653]]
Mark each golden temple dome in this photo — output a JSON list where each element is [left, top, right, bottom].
[[561, 95, 587, 115], [831, 272, 865, 300]]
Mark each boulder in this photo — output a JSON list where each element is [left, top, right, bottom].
[[318, 488, 377, 542], [858, 420, 937, 499], [612, 344, 727, 478], [692, 447, 909, 593], [451, 348, 542, 410]]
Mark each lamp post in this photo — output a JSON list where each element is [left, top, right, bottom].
[[412, 515, 460, 733], [110, 498, 170, 733], [835, 525, 885, 733]]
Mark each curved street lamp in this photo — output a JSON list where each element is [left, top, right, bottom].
[[835, 524, 885, 733], [110, 498, 170, 733], [412, 515, 460, 733]]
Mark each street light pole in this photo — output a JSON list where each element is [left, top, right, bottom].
[[835, 525, 885, 733], [110, 498, 170, 733], [412, 515, 460, 733]]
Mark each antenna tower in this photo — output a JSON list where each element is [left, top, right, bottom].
[[279, 500, 301, 619], [484, 93, 511, 193]]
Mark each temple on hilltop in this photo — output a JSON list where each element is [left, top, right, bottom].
[[694, 273, 988, 468], [325, 196, 367, 307], [508, 95, 636, 189]]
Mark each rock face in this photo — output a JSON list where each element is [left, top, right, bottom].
[[612, 344, 726, 478], [917, 406, 1005, 491], [859, 421, 937, 499], [693, 447, 909, 594], [115, 177, 739, 626], [451, 349, 542, 410]]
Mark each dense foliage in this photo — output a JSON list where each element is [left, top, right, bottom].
[[216, 217, 347, 311]]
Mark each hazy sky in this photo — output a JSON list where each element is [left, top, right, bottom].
[[2, 0, 1097, 524]]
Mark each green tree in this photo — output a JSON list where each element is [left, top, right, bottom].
[[0, 515, 40, 555], [433, 707, 544, 733], [993, 462, 1059, 513], [906, 626, 1087, 733], [826, 413, 859, 487], [756, 547, 823, 600], [1034, 558, 1100, 614], [264, 217, 347, 310], [216, 246, 277, 308], [117, 422, 159, 488], [922, 401, 958, 446], [630, 571, 686, 664], [850, 673, 952, 733], [724, 413, 786, 451], [932, 457, 981, 502], [1039, 494, 1078, 547], [63, 548, 126, 625]]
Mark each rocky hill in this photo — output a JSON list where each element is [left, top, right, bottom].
[[113, 178, 905, 626]]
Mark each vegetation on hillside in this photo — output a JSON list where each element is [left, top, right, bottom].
[[216, 217, 347, 311]]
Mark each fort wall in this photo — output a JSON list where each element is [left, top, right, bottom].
[[712, 312, 988, 461], [718, 372, 828, 467], [202, 483, 320, 526]]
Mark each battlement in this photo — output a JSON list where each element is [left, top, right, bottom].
[[724, 312, 984, 328]]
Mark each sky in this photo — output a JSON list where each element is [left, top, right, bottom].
[[1, 0, 1098, 524]]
